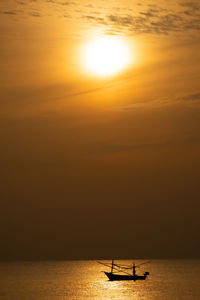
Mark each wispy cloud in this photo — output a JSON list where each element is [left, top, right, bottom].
[[118, 91, 200, 112], [179, 1, 200, 11], [58, 1, 76, 6], [178, 92, 200, 102], [89, 128, 200, 155], [2, 11, 18, 15], [29, 11, 41, 17], [1, 0, 200, 36], [17, 1, 26, 5], [81, 2, 200, 36]]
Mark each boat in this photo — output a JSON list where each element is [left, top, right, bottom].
[[97, 259, 150, 281]]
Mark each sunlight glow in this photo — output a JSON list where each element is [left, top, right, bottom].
[[83, 36, 132, 77]]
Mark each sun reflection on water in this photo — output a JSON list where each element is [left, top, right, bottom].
[[0, 260, 200, 299]]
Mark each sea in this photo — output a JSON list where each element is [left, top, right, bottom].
[[0, 260, 200, 300]]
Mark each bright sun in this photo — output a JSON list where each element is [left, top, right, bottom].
[[83, 36, 132, 77]]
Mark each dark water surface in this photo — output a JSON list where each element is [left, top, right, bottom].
[[0, 260, 200, 299]]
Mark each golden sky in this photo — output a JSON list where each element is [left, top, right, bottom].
[[0, 0, 200, 259]]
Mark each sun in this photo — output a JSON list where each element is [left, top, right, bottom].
[[83, 36, 132, 77]]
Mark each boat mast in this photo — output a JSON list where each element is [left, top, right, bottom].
[[133, 263, 136, 276], [111, 259, 114, 274]]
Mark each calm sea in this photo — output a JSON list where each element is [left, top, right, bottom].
[[0, 260, 200, 299]]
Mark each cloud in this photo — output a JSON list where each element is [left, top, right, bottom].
[[178, 92, 200, 102], [2, 0, 200, 35], [82, 15, 108, 25], [2, 11, 18, 15], [17, 1, 26, 5], [104, 11, 195, 35], [58, 1, 76, 5], [117, 91, 200, 112], [29, 11, 41, 17], [139, 9, 159, 18], [107, 14, 133, 26], [80, 2, 200, 36], [62, 14, 69, 18], [90, 129, 200, 155], [179, 1, 200, 11]]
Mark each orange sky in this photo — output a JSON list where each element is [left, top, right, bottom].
[[0, 0, 200, 260]]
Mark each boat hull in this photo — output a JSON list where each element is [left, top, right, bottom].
[[104, 272, 148, 281]]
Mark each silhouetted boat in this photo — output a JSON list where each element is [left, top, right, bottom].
[[97, 260, 150, 281]]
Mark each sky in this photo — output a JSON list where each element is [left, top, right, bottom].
[[0, 0, 200, 260]]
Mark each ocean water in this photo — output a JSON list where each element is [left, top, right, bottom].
[[0, 260, 200, 300]]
